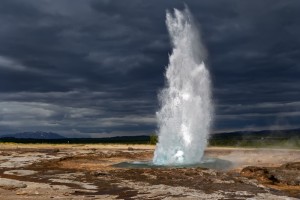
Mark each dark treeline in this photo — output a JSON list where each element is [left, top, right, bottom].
[[209, 129, 300, 148], [0, 129, 299, 148], [0, 136, 151, 144]]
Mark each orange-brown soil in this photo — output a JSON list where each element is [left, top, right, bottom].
[[0, 144, 299, 199]]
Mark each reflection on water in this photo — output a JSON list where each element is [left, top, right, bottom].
[[113, 157, 232, 170]]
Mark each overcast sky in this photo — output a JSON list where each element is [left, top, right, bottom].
[[0, 0, 299, 137]]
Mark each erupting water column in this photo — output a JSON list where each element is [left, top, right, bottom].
[[153, 7, 213, 165]]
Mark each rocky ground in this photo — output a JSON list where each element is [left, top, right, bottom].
[[0, 144, 299, 199]]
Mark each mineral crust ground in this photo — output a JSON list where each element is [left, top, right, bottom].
[[0, 143, 299, 199]]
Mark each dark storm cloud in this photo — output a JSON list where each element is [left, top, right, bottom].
[[0, 0, 299, 136]]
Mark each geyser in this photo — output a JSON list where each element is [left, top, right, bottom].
[[153, 7, 213, 165]]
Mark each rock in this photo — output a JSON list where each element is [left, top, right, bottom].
[[241, 163, 300, 186], [280, 162, 300, 170], [90, 171, 109, 176], [4, 170, 37, 176], [0, 178, 27, 190], [51, 149, 60, 153], [241, 166, 279, 184], [16, 190, 28, 195], [128, 147, 134, 151]]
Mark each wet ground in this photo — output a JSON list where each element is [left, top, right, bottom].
[[0, 144, 299, 199]]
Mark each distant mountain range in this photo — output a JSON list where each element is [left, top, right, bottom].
[[1, 131, 65, 139], [0, 128, 299, 141]]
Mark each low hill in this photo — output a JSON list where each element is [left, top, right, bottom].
[[211, 129, 300, 140], [209, 128, 300, 147], [1, 131, 65, 139]]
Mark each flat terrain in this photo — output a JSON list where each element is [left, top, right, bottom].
[[0, 144, 299, 199]]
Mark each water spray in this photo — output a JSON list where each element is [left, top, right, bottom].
[[153, 7, 213, 165]]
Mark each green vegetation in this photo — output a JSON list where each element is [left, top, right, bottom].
[[150, 135, 158, 145], [1, 131, 299, 149]]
